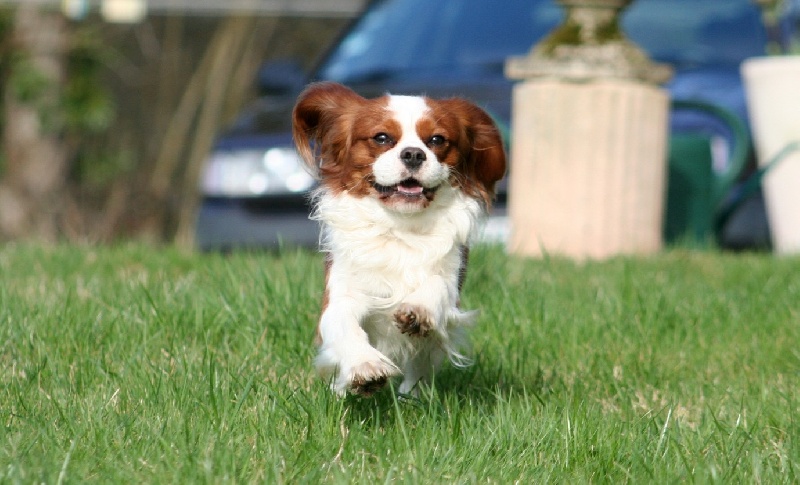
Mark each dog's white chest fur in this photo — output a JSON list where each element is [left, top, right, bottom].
[[317, 185, 478, 298]]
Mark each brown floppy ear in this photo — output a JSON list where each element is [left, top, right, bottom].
[[443, 99, 507, 207], [292, 82, 364, 176], [469, 107, 507, 201]]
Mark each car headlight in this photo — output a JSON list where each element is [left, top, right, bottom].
[[201, 147, 316, 197]]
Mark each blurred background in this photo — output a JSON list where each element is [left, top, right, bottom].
[[0, 0, 796, 250], [0, 0, 362, 246]]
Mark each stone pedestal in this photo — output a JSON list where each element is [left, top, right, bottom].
[[505, 0, 671, 260], [507, 80, 669, 259]]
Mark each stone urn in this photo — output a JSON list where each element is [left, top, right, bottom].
[[505, 0, 672, 260]]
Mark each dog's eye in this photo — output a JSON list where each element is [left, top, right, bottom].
[[373, 133, 393, 145], [428, 135, 446, 147]]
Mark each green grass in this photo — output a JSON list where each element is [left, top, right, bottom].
[[1, 243, 799, 483]]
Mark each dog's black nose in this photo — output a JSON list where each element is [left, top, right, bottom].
[[400, 147, 426, 170]]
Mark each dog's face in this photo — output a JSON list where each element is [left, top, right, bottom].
[[292, 82, 506, 213]]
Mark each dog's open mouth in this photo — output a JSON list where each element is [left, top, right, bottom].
[[373, 178, 438, 200]]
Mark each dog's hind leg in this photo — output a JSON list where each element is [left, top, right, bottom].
[[398, 344, 445, 396]]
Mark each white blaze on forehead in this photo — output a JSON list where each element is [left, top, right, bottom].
[[387, 95, 429, 145]]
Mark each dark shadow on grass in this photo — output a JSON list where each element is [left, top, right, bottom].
[[431, 353, 554, 407], [339, 352, 562, 430]]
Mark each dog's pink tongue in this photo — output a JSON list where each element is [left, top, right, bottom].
[[398, 181, 423, 195]]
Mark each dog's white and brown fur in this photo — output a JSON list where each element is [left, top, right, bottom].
[[292, 82, 506, 396]]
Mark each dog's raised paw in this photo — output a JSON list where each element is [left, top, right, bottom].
[[393, 303, 432, 337]]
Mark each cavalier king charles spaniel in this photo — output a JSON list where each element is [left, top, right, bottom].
[[292, 82, 506, 396]]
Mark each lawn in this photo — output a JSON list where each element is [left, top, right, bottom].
[[1, 243, 799, 483]]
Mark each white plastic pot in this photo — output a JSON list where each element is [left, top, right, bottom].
[[741, 56, 800, 255]]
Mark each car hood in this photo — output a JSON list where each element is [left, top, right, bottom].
[[221, 62, 750, 146], [222, 74, 515, 141]]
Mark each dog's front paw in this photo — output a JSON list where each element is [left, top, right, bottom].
[[316, 344, 400, 397], [348, 360, 398, 397], [394, 303, 433, 337]]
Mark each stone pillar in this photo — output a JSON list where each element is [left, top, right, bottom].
[[505, 0, 672, 260]]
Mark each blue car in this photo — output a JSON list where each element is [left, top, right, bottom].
[[196, 0, 770, 250]]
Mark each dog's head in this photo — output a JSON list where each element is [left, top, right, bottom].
[[292, 82, 506, 213]]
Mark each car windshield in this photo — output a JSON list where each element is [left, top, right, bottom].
[[317, 0, 766, 84]]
